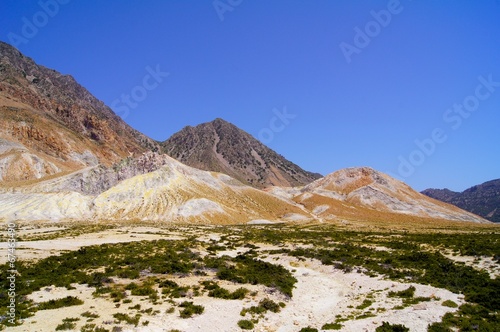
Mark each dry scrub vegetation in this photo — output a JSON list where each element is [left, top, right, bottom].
[[0, 220, 498, 331]]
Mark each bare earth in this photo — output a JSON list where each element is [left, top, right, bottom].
[[3, 225, 471, 332]]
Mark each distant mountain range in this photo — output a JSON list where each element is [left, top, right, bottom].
[[161, 118, 321, 188], [0, 41, 490, 224], [422, 179, 500, 223]]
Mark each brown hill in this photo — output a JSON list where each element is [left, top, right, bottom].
[[0, 151, 312, 224], [161, 118, 321, 188], [269, 167, 489, 224], [0, 41, 159, 185]]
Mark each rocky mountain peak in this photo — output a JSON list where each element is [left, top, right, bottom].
[[161, 118, 321, 188], [0, 41, 159, 184]]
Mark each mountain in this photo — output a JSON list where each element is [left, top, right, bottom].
[[269, 167, 488, 223], [422, 179, 500, 222], [0, 151, 312, 223], [0, 41, 159, 186], [161, 118, 321, 188], [0, 42, 490, 225]]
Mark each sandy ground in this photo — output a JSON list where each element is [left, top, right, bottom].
[[255, 256, 463, 332], [443, 253, 500, 279], [4, 227, 467, 331], [0, 226, 183, 263]]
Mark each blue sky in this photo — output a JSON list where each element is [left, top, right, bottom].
[[1, 1, 499, 191]]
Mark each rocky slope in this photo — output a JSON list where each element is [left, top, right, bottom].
[[0, 152, 311, 223], [269, 167, 489, 223], [422, 179, 500, 223], [161, 118, 321, 188], [0, 41, 490, 226], [0, 41, 159, 185]]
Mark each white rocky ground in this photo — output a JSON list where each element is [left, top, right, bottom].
[[4, 226, 470, 332]]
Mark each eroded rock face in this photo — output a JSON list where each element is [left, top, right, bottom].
[[300, 167, 488, 223], [162, 118, 322, 188], [19, 152, 177, 195], [0, 41, 160, 184], [0, 152, 312, 223]]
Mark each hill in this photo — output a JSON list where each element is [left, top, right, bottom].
[[269, 167, 488, 224], [161, 118, 321, 188], [0, 41, 159, 185], [422, 179, 500, 222]]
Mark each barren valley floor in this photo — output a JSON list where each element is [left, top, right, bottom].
[[1, 220, 499, 332]]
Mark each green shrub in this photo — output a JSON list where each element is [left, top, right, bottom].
[[231, 287, 249, 300], [259, 298, 281, 313], [179, 301, 204, 318], [214, 254, 296, 297], [322, 322, 342, 330], [240, 298, 282, 317], [388, 286, 415, 298], [112, 313, 141, 326], [55, 321, 76, 331], [356, 299, 372, 310], [299, 328, 318, 332], [428, 303, 500, 331], [80, 323, 96, 332], [237, 319, 254, 329], [38, 296, 84, 310], [131, 285, 156, 297], [204, 281, 249, 300], [441, 300, 458, 308], [375, 321, 409, 332], [81, 311, 99, 318]]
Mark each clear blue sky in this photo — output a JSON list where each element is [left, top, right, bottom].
[[1, 1, 499, 191]]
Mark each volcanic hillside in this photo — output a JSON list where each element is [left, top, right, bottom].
[[0, 41, 159, 186], [161, 118, 321, 188]]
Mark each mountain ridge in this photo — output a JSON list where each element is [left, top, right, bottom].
[[266, 166, 488, 224], [422, 179, 500, 222], [161, 118, 321, 188], [0, 41, 159, 185], [0, 41, 491, 225]]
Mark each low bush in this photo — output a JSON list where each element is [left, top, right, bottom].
[[356, 299, 373, 310], [299, 328, 318, 332], [388, 286, 415, 298], [441, 300, 458, 308], [214, 254, 296, 297], [375, 321, 409, 332], [179, 301, 204, 318], [37, 296, 83, 310], [112, 313, 141, 326], [241, 298, 281, 317], [237, 319, 254, 330], [322, 322, 342, 330]]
